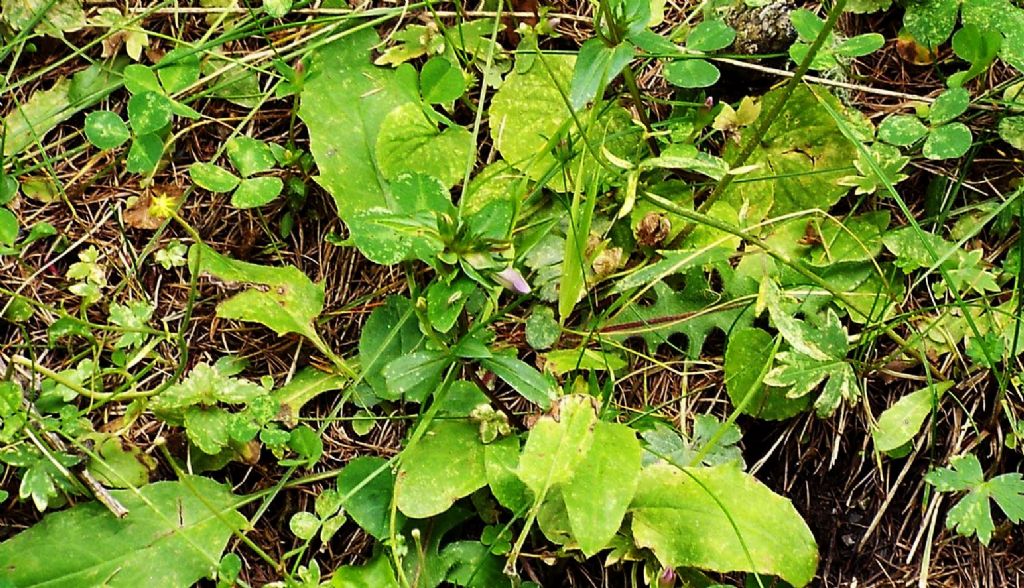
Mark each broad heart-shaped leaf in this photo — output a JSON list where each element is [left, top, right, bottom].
[[928, 87, 971, 125], [84, 110, 130, 150], [299, 28, 412, 220], [903, 0, 958, 48], [517, 395, 598, 497], [630, 464, 818, 587], [562, 421, 641, 556], [725, 327, 809, 420], [489, 55, 576, 185], [188, 244, 327, 348], [926, 453, 1024, 545], [0, 476, 245, 587], [419, 56, 466, 104], [125, 133, 164, 174], [330, 554, 399, 588], [395, 420, 487, 518], [721, 85, 865, 223], [375, 103, 474, 188], [569, 39, 635, 109], [664, 59, 721, 88], [127, 91, 172, 135], [873, 381, 952, 454], [923, 122, 972, 160]]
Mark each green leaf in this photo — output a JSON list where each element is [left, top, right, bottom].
[[338, 456, 398, 540], [395, 421, 487, 518], [789, 8, 824, 41], [929, 88, 971, 124], [299, 29, 413, 220], [156, 50, 200, 94], [123, 64, 161, 94], [289, 511, 321, 540], [664, 59, 720, 88], [489, 55, 576, 185], [85, 435, 153, 488], [903, 0, 958, 48], [525, 306, 560, 350], [484, 436, 531, 513], [226, 136, 277, 177], [419, 57, 466, 104], [834, 33, 885, 57], [686, 20, 735, 51], [517, 395, 597, 497], [426, 277, 475, 333], [630, 464, 818, 587], [998, 116, 1024, 150], [330, 555, 399, 587], [569, 39, 635, 109], [923, 122, 972, 159], [84, 110, 130, 149], [184, 406, 232, 454], [231, 176, 284, 208], [562, 421, 641, 556], [721, 85, 865, 220], [382, 350, 451, 402], [878, 114, 929, 146], [374, 103, 473, 188], [0, 477, 245, 587], [725, 327, 808, 420], [479, 355, 557, 409], [127, 91, 172, 134], [263, 0, 292, 17], [329, 557, 397, 585], [189, 163, 240, 193], [873, 382, 952, 454], [359, 296, 424, 397], [926, 453, 1024, 545], [807, 210, 890, 266], [0, 208, 18, 246], [125, 133, 164, 174], [188, 244, 329, 351], [271, 367, 348, 426]]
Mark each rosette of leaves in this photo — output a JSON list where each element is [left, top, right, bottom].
[[877, 88, 973, 160], [150, 357, 282, 457], [788, 9, 884, 70], [189, 135, 286, 209], [837, 142, 910, 195]]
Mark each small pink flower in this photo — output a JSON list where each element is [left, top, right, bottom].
[[657, 568, 677, 588], [494, 267, 531, 294]]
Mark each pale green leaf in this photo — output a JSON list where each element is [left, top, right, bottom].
[[395, 421, 487, 518], [517, 395, 597, 496], [231, 176, 283, 209], [226, 136, 277, 177], [84, 110, 130, 150], [725, 327, 808, 420], [189, 163, 240, 193], [873, 381, 952, 453], [630, 464, 818, 587], [374, 103, 473, 188]]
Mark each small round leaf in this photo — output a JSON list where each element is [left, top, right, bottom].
[[0, 176, 17, 206], [923, 122, 972, 159], [226, 136, 277, 177], [126, 134, 165, 174], [929, 87, 971, 124], [998, 116, 1024, 150], [189, 163, 240, 193], [84, 111, 130, 150], [231, 177, 283, 208], [664, 59, 720, 88], [127, 92, 172, 135], [0, 207, 18, 246], [686, 20, 736, 52], [526, 306, 560, 350], [419, 57, 466, 104], [289, 511, 321, 540], [878, 114, 928, 146]]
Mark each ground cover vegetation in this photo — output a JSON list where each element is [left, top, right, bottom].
[[1, 0, 1024, 585]]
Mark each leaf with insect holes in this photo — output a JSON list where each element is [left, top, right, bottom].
[[0, 477, 245, 587], [84, 111, 130, 150], [630, 464, 818, 587], [927, 453, 1024, 545], [188, 244, 329, 351], [395, 421, 487, 518]]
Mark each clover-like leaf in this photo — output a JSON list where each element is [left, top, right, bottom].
[[84, 111, 130, 150]]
